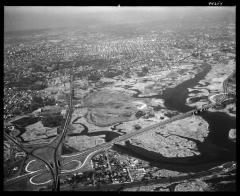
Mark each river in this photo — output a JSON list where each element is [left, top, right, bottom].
[[16, 62, 235, 172], [110, 63, 235, 172], [63, 63, 235, 172]]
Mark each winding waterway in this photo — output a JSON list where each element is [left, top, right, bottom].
[[12, 63, 235, 173], [112, 63, 236, 172], [162, 63, 236, 155], [62, 63, 235, 172]]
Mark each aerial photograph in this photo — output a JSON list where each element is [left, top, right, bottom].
[[4, 6, 236, 191]]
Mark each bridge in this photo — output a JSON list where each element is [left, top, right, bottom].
[[4, 101, 218, 188], [4, 62, 76, 191], [223, 69, 236, 95], [4, 61, 235, 191], [208, 69, 236, 105]]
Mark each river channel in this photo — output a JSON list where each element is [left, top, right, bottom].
[[14, 62, 235, 172], [115, 63, 235, 172], [72, 63, 236, 172]]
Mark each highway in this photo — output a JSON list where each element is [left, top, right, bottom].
[[62, 103, 216, 158], [52, 62, 75, 190], [3, 90, 223, 188], [208, 69, 236, 105], [4, 92, 216, 188], [4, 133, 57, 188], [223, 69, 235, 94], [4, 61, 235, 190], [57, 103, 217, 174], [4, 62, 76, 191]]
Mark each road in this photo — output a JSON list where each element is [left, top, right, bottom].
[[208, 69, 235, 105], [223, 69, 235, 95], [59, 161, 236, 191], [52, 62, 75, 190], [4, 102, 215, 187], [4, 91, 229, 187], [4, 63, 235, 190], [6, 87, 232, 188], [4, 62, 76, 191]]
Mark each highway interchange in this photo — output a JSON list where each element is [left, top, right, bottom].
[[4, 61, 236, 191]]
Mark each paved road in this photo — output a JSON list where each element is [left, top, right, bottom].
[[6, 94, 229, 187], [4, 62, 76, 190], [4, 63, 235, 190], [5, 102, 215, 187], [2, 104, 203, 186], [4, 89, 223, 187], [59, 161, 236, 191], [223, 70, 235, 95], [52, 62, 75, 190]]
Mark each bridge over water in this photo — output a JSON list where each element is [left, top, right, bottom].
[[4, 62, 236, 190]]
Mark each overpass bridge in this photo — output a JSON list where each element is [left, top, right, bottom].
[[4, 62, 235, 190], [4, 62, 76, 191], [4, 101, 216, 187], [223, 69, 236, 97]]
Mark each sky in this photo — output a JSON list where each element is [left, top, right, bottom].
[[4, 6, 235, 32]]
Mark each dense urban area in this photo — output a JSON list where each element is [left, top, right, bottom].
[[4, 7, 236, 192]]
